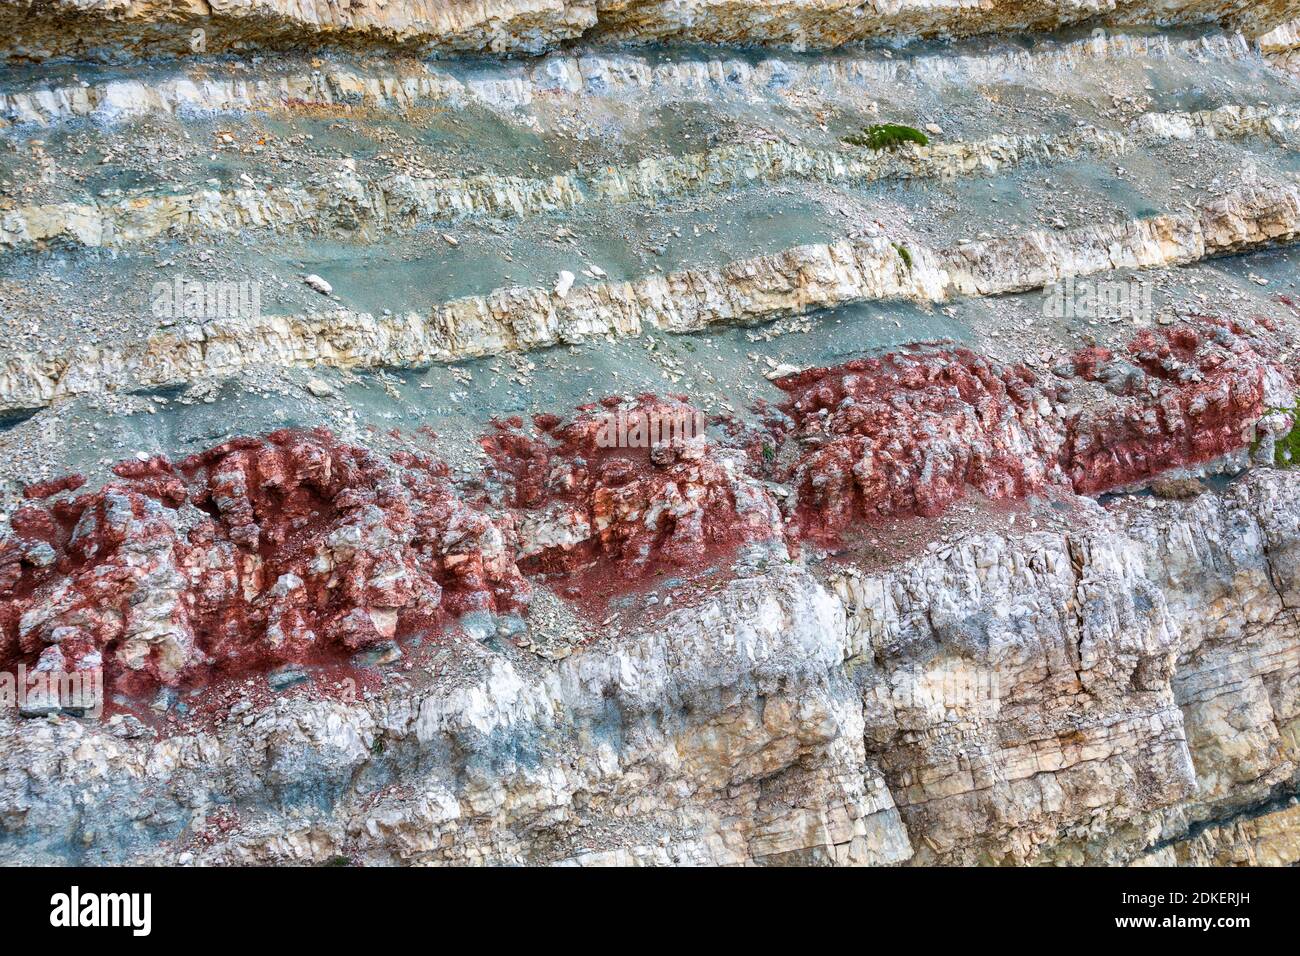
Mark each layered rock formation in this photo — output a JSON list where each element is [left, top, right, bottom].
[[4, 0, 1300, 871], [0, 30, 1257, 128], [3, 459, 1299, 865], [3, 0, 1298, 61], [2, 312, 1292, 692], [2, 181, 1297, 415], [0, 126, 1129, 251]]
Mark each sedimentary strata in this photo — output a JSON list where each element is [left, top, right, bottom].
[[0, 126, 1128, 251], [5, 0, 1300, 872], [2, 454, 1298, 864], [2, 183, 1298, 414], [1, 0, 1297, 61], [0, 30, 1257, 128], [3, 315, 1293, 700], [7, 65, 1297, 260]]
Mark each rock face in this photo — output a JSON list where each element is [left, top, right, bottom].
[[481, 396, 785, 580], [1064, 320, 1291, 493], [0, 126, 1128, 251], [7, 318, 1285, 699], [0, 305, 1297, 863], [3, 183, 1299, 416], [769, 346, 1070, 534], [0, 431, 529, 695], [764, 319, 1293, 537], [3, 462, 1299, 865], [5, 0, 1300, 871], [834, 469, 1300, 865], [0, 31, 1257, 127], [2, 0, 1298, 61]]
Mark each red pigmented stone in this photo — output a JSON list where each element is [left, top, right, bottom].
[[771, 320, 1294, 539], [1064, 319, 1283, 494], [0, 430, 529, 696], [22, 474, 86, 500], [482, 395, 784, 579], [771, 345, 1069, 539]]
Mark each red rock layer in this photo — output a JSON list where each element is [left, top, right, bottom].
[[0, 323, 1289, 697], [770, 321, 1293, 538], [1064, 319, 1284, 494], [0, 429, 528, 694], [769, 345, 1070, 539], [481, 395, 785, 581]]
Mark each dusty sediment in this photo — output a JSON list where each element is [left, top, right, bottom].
[[2, 181, 1297, 414]]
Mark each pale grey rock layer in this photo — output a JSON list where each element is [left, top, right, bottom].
[[2, 468, 1297, 865], [9, 102, 1291, 252], [0, 127, 1130, 252], [0, 31, 1258, 128], [1, 181, 1296, 415]]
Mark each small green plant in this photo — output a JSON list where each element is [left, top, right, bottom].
[[1254, 399, 1300, 467], [892, 242, 913, 270], [1273, 403, 1300, 467], [842, 123, 930, 151]]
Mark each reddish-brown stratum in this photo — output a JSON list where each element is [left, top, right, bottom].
[[0, 321, 1289, 698], [771, 320, 1292, 539], [770, 345, 1069, 539], [1064, 319, 1279, 493], [481, 395, 785, 587], [0, 429, 528, 696]]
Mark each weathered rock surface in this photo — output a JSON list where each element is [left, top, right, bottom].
[[0, 430, 529, 694], [481, 395, 786, 580], [2, 182, 1297, 414], [0, 30, 1256, 128], [756, 318, 1294, 538], [5, 0, 1300, 871], [0, 126, 1127, 251], [3, 463, 1298, 865], [2, 0, 1297, 61]]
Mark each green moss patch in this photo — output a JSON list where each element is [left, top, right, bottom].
[[843, 123, 931, 151]]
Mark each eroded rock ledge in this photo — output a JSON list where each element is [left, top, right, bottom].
[[1, 0, 1298, 62], [2, 182, 1296, 414]]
